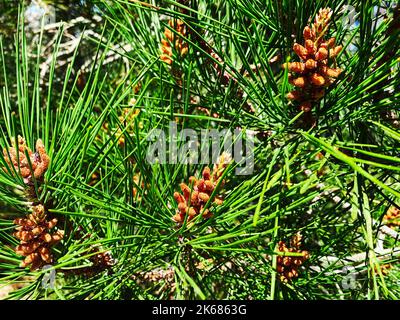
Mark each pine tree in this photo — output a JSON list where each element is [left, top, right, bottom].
[[0, 0, 399, 300]]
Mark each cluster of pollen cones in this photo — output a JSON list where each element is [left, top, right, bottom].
[[173, 153, 231, 225], [3, 136, 49, 184], [2, 136, 63, 270], [277, 232, 309, 282], [160, 19, 188, 65], [284, 8, 342, 113], [14, 204, 63, 269]]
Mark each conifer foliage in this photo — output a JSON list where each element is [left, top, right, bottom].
[[0, 0, 399, 300]]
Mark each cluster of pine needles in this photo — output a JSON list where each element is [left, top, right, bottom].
[[0, 0, 399, 300]]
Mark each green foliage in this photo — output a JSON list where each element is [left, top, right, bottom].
[[0, 0, 399, 300]]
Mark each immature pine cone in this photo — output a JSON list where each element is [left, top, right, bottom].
[[284, 8, 342, 113], [276, 232, 309, 282], [13, 204, 64, 270], [172, 152, 231, 225], [3, 136, 49, 184], [160, 19, 188, 65]]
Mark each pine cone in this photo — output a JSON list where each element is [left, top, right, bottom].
[[13, 204, 63, 270], [284, 8, 342, 115]]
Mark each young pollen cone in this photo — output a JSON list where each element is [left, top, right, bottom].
[[160, 19, 188, 65], [3, 136, 50, 184], [13, 204, 64, 270], [283, 7, 343, 116], [276, 232, 309, 282], [172, 152, 231, 226]]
